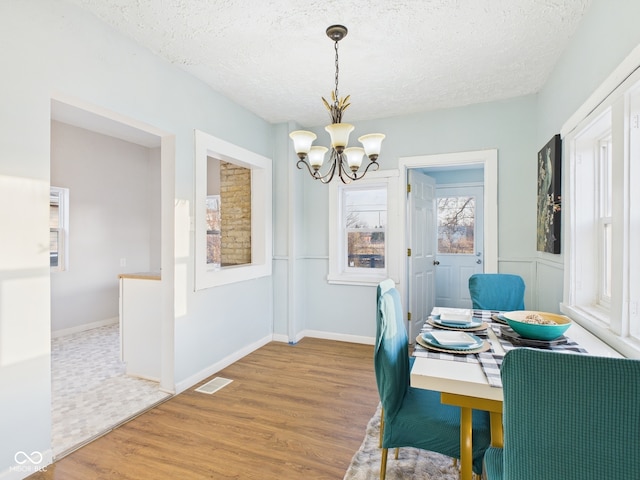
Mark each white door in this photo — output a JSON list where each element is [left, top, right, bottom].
[[434, 185, 484, 308], [407, 170, 437, 341]]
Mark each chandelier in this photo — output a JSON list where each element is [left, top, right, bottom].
[[289, 25, 385, 184]]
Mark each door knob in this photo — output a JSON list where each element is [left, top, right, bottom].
[[433, 260, 440, 265]]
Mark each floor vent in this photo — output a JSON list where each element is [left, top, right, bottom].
[[195, 377, 233, 395]]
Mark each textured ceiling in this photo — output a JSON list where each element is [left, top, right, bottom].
[[66, 0, 592, 127]]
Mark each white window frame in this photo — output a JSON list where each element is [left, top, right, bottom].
[[561, 48, 640, 358], [597, 136, 612, 308], [50, 186, 69, 272], [194, 130, 272, 290], [328, 169, 399, 286]]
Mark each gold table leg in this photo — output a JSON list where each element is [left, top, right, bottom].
[[460, 406, 473, 480], [489, 411, 503, 448], [441, 393, 504, 480]]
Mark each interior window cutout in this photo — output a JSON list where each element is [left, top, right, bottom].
[[194, 130, 272, 290]]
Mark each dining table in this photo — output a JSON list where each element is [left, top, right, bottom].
[[410, 309, 622, 480]]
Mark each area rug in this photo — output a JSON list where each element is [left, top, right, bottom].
[[343, 405, 459, 480]]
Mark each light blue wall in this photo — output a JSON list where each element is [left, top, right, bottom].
[[0, 1, 275, 474], [427, 168, 484, 185], [292, 96, 538, 338], [533, 0, 640, 312], [286, 0, 640, 337], [537, 0, 640, 144], [3, 0, 640, 475]]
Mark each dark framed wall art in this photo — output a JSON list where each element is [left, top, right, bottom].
[[536, 134, 562, 254]]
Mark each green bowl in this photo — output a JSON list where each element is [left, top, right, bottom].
[[503, 310, 572, 341]]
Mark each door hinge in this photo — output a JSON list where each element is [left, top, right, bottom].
[[407, 248, 412, 257], [407, 183, 411, 193], [407, 312, 412, 321]]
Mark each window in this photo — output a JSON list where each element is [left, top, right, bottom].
[[328, 170, 399, 286], [345, 187, 386, 270], [437, 196, 476, 254], [50, 186, 69, 272], [194, 130, 272, 290], [562, 62, 640, 357]]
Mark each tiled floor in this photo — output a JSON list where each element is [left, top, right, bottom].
[[51, 323, 170, 458]]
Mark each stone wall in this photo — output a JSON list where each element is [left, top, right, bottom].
[[220, 161, 251, 266]]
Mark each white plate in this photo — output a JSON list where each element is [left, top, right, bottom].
[[433, 319, 483, 329], [440, 313, 473, 323], [431, 307, 473, 324], [429, 330, 478, 346]]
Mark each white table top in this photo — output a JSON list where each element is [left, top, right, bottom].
[[410, 318, 622, 401]]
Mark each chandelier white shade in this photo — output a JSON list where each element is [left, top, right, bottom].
[[289, 130, 316, 156], [324, 123, 354, 152], [289, 25, 385, 184], [308, 145, 329, 169]]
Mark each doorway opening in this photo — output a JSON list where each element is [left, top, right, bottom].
[[49, 96, 175, 457], [399, 150, 498, 340]]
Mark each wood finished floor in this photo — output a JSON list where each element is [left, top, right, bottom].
[[30, 338, 379, 480]]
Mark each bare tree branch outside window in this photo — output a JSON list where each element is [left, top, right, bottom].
[[345, 188, 386, 268], [437, 196, 475, 254]]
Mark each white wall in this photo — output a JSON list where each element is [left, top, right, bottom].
[[50, 121, 160, 333], [0, 1, 274, 477]]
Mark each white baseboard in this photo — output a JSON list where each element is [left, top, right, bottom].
[[174, 334, 273, 394], [0, 448, 53, 480], [271, 333, 290, 343], [271, 330, 375, 345], [51, 317, 119, 338], [296, 330, 375, 346]]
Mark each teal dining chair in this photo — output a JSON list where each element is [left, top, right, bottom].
[[468, 274, 525, 311], [484, 348, 640, 480], [375, 279, 491, 479]]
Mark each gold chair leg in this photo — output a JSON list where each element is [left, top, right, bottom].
[[379, 408, 384, 448], [380, 448, 388, 480], [380, 409, 399, 463]]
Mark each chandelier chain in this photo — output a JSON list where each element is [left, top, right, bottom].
[[334, 40, 340, 107]]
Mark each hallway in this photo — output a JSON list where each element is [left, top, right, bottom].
[[51, 324, 170, 458]]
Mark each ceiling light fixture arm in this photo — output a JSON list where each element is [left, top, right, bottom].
[[296, 155, 338, 184], [295, 147, 381, 185], [339, 155, 380, 182]]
